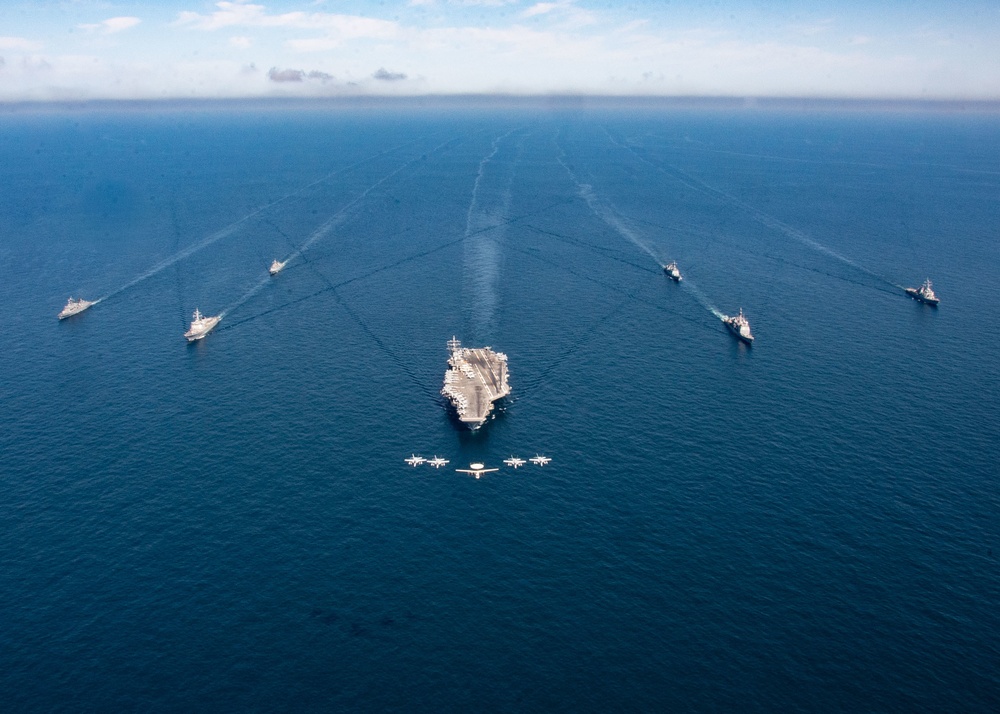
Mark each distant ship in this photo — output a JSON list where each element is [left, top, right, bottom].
[[57, 297, 95, 320], [269, 259, 287, 275], [663, 261, 682, 282], [441, 337, 511, 430], [184, 308, 221, 342], [723, 308, 754, 344], [905, 278, 939, 306]]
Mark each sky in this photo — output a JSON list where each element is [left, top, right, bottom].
[[1, 0, 998, 102]]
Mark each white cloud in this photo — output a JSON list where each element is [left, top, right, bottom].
[[521, 0, 595, 29], [175, 2, 272, 31], [0, 36, 44, 51], [174, 2, 395, 37], [1, 2, 996, 101], [414, 0, 520, 6], [522, 2, 561, 18], [78, 16, 142, 35], [175, 1, 399, 53], [286, 37, 340, 52]]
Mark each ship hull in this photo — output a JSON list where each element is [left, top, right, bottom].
[[58, 303, 94, 319], [442, 339, 510, 431], [725, 323, 754, 344], [185, 319, 221, 342], [905, 288, 939, 306]]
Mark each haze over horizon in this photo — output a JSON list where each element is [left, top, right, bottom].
[[1, 0, 998, 103]]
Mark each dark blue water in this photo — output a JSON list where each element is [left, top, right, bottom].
[[2, 103, 999, 711]]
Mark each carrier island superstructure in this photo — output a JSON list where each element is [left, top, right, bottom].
[[441, 337, 510, 430]]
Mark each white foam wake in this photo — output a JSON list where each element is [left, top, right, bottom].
[[284, 136, 461, 266], [94, 140, 424, 304], [555, 151, 662, 265], [222, 136, 461, 320], [558, 137, 727, 320], [605, 128, 903, 290], [463, 130, 519, 341]]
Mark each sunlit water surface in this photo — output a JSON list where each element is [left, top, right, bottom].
[[2, 104, 999, 711]]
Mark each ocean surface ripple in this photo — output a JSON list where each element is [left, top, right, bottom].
[[2, 106, 999, 712]]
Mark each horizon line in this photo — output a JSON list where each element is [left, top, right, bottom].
[[2, 94, 999, 114]]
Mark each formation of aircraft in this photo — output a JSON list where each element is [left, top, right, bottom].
[[404, 454, 551, 475], [455, 462, 500, 479]]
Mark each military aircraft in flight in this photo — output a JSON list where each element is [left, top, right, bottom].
[[456, 462, 499, 479]]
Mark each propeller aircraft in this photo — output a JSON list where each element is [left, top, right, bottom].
[[455, 462, 500, 479]]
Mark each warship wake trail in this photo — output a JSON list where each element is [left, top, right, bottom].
[[682, 279, 725, 320], [218, 136, 462, 320], [554, 149, 662, 265], [463, 129, 519, 343], [97, 224, 243, 302], [94, 139, 427, 304], [602, 127, 904, 290], [285, 135, 462, 264], [221, 274, 271, 318], [558, 137, 725, 320], [218, 198, 574, 334]]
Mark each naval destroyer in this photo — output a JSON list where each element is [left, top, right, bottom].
[[663, 261, 682, 282], [58, 297, 95, 319], [184, 308, 221, 342], [269, 259, 287, 275], [905, 278, 939, 306], [723, 308, 754, 344], [441, 337, 510, 430]]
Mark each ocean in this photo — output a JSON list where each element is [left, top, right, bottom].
[[2, 100, 999, 711]]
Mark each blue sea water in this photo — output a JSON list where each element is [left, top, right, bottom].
[[1, 101, 999, 711]]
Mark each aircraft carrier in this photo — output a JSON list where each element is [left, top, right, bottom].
[[441, 337, 510, 430]]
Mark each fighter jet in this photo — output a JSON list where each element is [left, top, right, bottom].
[[529, 455, 552, 466], [503, 457, 526, 468], [427, 456, 450, 468], [455, 462, 500, 479], [404, 455, 426, 467]]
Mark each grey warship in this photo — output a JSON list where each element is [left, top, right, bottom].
[[184, 308, 221, 342], [441, 337, 510, 430], [663, 261, 682, 282], [905, 278, 939, 306], [58, 297, 95, 319], [269, 259, 287, 276], [723, 308, 754, 344]]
